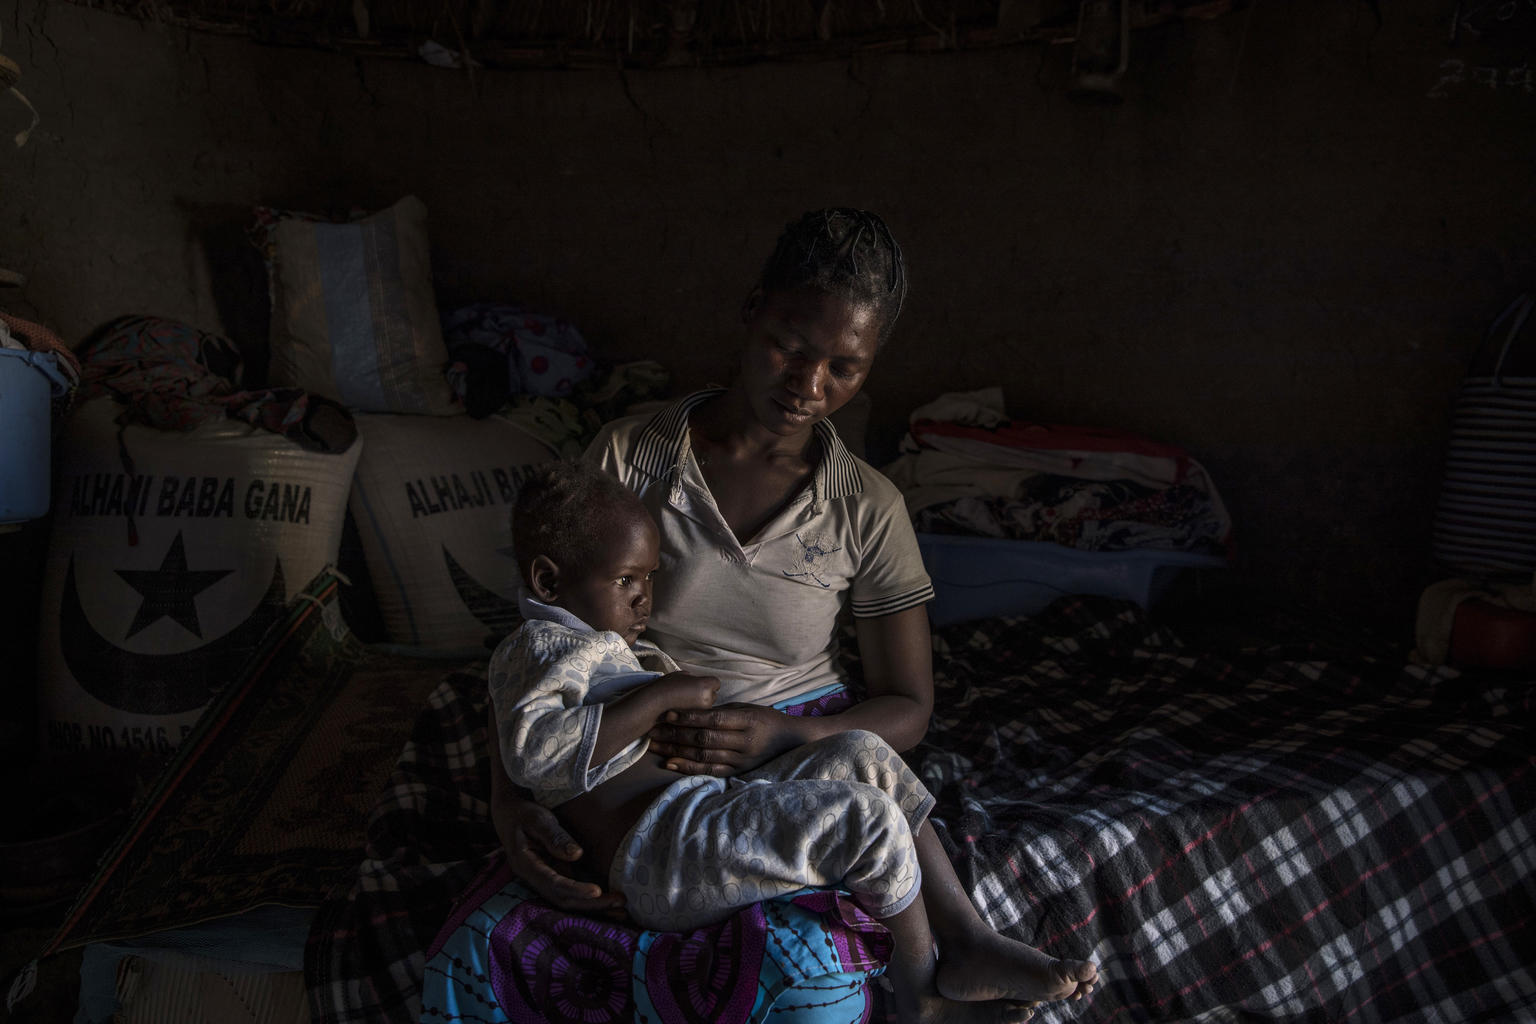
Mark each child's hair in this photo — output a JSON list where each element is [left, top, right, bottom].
[[759, 208, 908, 346], [511, 461, 647, 576]]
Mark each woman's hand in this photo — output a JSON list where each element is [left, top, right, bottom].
[[487, 705, 625, 914], [492, 793, 626, 913], [647, 702, 802, 776]]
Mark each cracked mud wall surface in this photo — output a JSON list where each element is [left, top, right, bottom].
[[1, 0, 1533, 630]]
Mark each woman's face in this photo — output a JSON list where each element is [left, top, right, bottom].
[[737, 285, 883, 436]]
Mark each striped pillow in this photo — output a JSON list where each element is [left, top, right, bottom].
[[267, 196, 458, 415]]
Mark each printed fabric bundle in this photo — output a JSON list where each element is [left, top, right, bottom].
[[75, 314, 355, 453], [441, 301, 598, 416]]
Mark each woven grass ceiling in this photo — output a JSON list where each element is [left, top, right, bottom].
[[58, 0, 1240, 68]]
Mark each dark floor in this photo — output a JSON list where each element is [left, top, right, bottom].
[[1, 754, 157, 1024], [2, 907, 84, 1024]]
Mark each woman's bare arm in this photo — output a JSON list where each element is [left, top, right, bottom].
[[825, 603, 935, 752]]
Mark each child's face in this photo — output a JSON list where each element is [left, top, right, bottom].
[[558, 508, 660, 646]]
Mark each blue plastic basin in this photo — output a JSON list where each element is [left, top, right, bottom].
[[0, 348, 73, 524]]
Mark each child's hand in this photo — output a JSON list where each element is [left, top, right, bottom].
[[646, 672, 719, 714]]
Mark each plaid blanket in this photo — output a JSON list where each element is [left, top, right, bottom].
[[307, 597, 1536, 1023]]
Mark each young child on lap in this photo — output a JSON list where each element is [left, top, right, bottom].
[[491, 461, 1097, 1024]]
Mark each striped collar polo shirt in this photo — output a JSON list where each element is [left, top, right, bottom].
[[585, 389, 934, 709]]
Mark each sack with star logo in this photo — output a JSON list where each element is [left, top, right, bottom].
[[36, 397, 362, 758]]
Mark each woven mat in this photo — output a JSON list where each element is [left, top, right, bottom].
[[40, 570, 458, 954]]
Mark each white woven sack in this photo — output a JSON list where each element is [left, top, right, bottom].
[[348, 413, 557, 653], [36, 397, 362, 757]]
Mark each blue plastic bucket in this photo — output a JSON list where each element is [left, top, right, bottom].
[[0, 348, 74, 524]]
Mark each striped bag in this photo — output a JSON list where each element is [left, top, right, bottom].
[[263, 196, 458, 416], [1432, 293, 1536, 579]]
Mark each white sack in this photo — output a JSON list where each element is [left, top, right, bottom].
[[37, 397, 361, 756]]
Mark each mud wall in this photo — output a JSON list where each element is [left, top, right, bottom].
[[2, 0, 1532, 639]]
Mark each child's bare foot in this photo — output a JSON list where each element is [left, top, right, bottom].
[[936, 930, 1098, 1005]]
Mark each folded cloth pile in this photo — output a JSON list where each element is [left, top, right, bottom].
[[883, 388, 1232, 556]]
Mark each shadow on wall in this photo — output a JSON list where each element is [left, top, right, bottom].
[[185, 204, 271, 388]]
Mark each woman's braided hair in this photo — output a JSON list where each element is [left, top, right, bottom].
[[759, 208, 908, 346]]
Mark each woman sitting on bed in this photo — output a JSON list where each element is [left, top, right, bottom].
[[486, 208, 1098, 1018]]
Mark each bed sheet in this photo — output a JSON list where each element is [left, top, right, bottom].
[[911, 598, 1536, 1022]]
